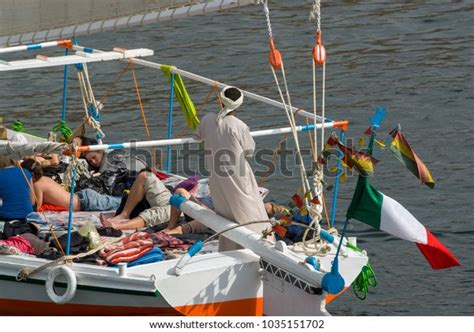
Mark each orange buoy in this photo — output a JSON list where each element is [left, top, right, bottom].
[[268, 38, 282, 70], [312, 31, 326, 65]]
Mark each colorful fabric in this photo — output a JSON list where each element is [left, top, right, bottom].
[[161, 65, 200, 130], [37, 204, 67, 212], [126, 247, 164, 267], [173, 176, 199, 194], [322, 135, 379, 176], [388, 127, 435, 188], [149, 232, 192, 251], [99, 232, 153, 265], [347, 176, 460, 269], [0, 235, 34, 254]]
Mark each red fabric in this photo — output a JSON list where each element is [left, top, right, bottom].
[[37, 204, 67, 212], [415, 229, 461, 270], [99, 232, 153, 265], [152, 170, 169, 180], [0, 236, 34, 254], [292, 194, 304, 209]]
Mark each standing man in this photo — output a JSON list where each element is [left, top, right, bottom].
[[197, 86, 271, 251]]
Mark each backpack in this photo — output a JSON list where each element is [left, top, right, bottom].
[[1, 220, 38, 240]]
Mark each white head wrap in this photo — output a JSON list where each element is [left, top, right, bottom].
[[217, 86, 244, 124]]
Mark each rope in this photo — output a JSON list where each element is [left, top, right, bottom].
[[173, 82, 219, 139], [16, 241, 108, 282], [63, 147, 90, 191], [321, 191, 331, 229], [130, 61, 156, 167], [321, 62, 326, 151], [312, 57, 319, 157], [260, 0, 273, 38], [203, 219, 274, 244], [261, 1, 313, 204], [76, 63, 105, 143], [309, 0, 322, 32], [269, 65, 312, 198], [98, 63, 131, 104], [291, 224, 336, 257], [257, 133, 288, 186]]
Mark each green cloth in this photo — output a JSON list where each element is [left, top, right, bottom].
[[161, 65, 199, 130]]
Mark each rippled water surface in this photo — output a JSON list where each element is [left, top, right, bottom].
[[1, 1, 473, 315]]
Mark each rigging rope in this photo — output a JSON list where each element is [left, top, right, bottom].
[[98, 63, 131, 104], [261, 0, 313, 202], [76, 63, 105, 143], [310, 0, 327, 152], [129, 61, 157, 167], [260, 1, 330, 257]]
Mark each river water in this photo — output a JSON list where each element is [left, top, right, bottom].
[[1, 0, 473, 315]]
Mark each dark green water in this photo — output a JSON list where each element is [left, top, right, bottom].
[[1, 1, 472, 315]]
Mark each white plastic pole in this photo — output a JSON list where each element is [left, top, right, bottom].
[[172, 198, 324, 287], [0, 40, 71, 55], [78, 122, 345, 152]]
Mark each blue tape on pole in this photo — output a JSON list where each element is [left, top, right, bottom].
[[83, 47, 94, 53], [305, 256, 320, 271], [188, 241, 204, 257], [27, 44, 41, 51], [87, 104, 101, 121], [301, 124, 315, 132], [166, 73, 175, 173], [169, 194, 186, 209], [320, 229, 335, 243], [66, 167, 77, 256], [108, 144, 125, 150]]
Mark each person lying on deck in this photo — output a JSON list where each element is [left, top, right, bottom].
[[100, 171, 171, 230], [163, 188, 285, 235], [21, 159, 121, 212]]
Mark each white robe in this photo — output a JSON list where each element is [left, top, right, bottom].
[[197, 113, 271, 251]]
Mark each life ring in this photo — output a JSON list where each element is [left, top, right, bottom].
[[45, 266, 77, 304]]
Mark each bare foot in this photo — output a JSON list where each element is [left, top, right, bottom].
[[163, 226, 183, 235], [111, 213, 130, 223], [100, 213, 123, 228]]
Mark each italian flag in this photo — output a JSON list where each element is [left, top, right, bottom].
[[347, 177, 460, 269]]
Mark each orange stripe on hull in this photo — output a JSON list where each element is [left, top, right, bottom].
[[325, 287, 349, 305], [175, 298, 263, 316], [0, 297, 262, 316]]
